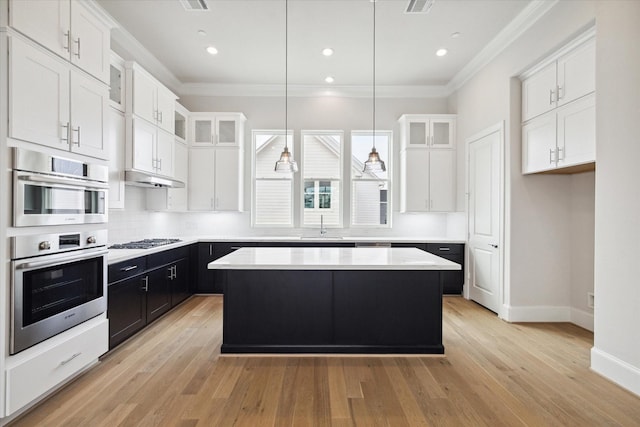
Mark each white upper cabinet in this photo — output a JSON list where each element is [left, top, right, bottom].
[[129, 64, 177, 134], [189, 113, 246, 146], [9, 36, 108, 159], [398, 114, 456, 149], [398, 114, 457, 213], [9, 0, 111, 83], [522, 36, 595, 122], [108, 107, 125, 209], [130, 118, 174, 178], [521, 31, 595, 174]]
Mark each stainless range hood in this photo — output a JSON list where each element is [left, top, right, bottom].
[[125, 170, 185, 188]]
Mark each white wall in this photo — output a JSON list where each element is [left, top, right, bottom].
[[591, 0, 640, 397], [451, 1, 596, 320]]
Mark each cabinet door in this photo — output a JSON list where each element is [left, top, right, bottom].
[[215, 115, 240, 145], [108, 107, 125, 209], [155, 130, 175, 177], [9, 0, 71, 60], [557, 39, 595, 108], [400, 149, 429, 212], [214, 148, 243, 211], [170, 258, 191, 306], [108, 275, 147, 349], [197, 243, 216, 293], [557, 94, 595, 168], [146, 267, 171, 324], [70, 70, 108, 159], [132, 69, 157, 125], [156, 88, 176, 134], [70, 0, 110, 83], [9, 37, 70, 151], [430, 118, 455, 149], [132, 118, 156, 173], [188, 148, 216, 210], [407, 119, 429, 146], [522, 62, 557, 122], [167, 142, 188, 210], [522, 111, 557, 174], [190, 116, 215, 145], [429, 150, 456, 212]]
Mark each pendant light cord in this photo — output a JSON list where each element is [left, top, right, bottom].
[[372, 0, 376, 149], [285, 0, 289, 149]]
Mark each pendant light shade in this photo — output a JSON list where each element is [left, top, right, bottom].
[[363, 0, 385, 174], [275, 144, 298, 173], [275, 0, 298, 173], [364, 146, 386, 172]]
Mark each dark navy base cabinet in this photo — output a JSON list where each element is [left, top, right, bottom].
[[222, 269, 444, 354]]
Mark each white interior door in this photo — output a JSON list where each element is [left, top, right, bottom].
[[468, 125, 503, 314]]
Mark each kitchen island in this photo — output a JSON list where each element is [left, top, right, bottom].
[[208, 247, 461, 354]]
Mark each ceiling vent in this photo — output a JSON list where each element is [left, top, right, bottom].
[[405, 0, 435, 14], [180, 0, 209, 12]]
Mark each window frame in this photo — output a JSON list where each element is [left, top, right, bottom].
[[350, 130, 393, 229], [251, 129, 295, 228], [300, 130, 344, 229]]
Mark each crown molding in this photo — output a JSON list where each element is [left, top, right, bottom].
[[179, 83, 449, 98], [81, 1, 120, 29], [446, 0, 559, 94]]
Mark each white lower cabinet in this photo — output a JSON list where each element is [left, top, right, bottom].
[[188, 147, 244, 211], [400, 149, 455, 212], [5, 318, 108, 415], [522, 93, 595, 174]]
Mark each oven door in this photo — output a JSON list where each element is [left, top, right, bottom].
[[14, 171, 108, 227], [11, 248, 108, 354]]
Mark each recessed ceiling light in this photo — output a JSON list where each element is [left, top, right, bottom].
[[206, 46, 218, 55], [325, 76, 335, 83], [197, 29, 207, 36], [322, 48, 334, 57], [436, 48, 448, 57], [450, 32, 461, 38]]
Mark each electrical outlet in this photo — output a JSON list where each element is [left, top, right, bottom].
[[587, 292, 595, 309]]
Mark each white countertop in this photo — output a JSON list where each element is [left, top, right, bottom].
[[207, 247, 461, 271]]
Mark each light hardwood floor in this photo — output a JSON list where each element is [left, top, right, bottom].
[[10, 295, 640, 426]]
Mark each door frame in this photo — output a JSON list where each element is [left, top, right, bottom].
[[465, 122, 506, 319]]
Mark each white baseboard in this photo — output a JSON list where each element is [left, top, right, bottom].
[[570, 307, 594, 332], [503, 305, 571, 322], [591, 347, 640, 397]]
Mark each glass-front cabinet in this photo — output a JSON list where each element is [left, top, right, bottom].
[[398, 114, 456, 149], [189, 113, 246, 146]]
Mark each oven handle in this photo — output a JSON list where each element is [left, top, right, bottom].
[[15, 249, 108, 270], [18, 174, 109, 190]]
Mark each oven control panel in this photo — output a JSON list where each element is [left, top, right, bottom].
[[12, 230, 108, 260]]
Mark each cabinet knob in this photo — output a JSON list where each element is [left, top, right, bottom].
[[38, 241, 51, 251], [87, 236, 96, 244]]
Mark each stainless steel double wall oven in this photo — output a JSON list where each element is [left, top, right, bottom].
[[10, 148, 109, 354]]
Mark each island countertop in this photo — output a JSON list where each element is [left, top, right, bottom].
[[208, 247, 461, 271]]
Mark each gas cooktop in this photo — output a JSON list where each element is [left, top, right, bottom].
[[108, 238, 181, 250]]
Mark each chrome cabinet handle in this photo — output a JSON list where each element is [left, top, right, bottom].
[[61, 122, 70, 143], [73, 37, 80, 58], [549, 148, 556, 164], [489, 244, 499, 249], [60, 352, 82, 366], [158, 111, 163, 123], [557, 85, 563, 101], [72, 126, 80, 146], [557, 147, 565, 161], [438, 247, 451, 251], [121, 265, 138, 272], [63, 31, 70, 52], [549, 88, 556, 104], [141, 276, 149, 292]]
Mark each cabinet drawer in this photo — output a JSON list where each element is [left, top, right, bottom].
[[426, 243, 464, 256], [6, 319, 108, 415], [108, 256, 147, 283], [148, 245, 190, 268]]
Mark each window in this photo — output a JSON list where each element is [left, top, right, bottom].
[[351, 131, 391, 227], [252, 130, 294, 227], [302, 131, 343, 227]]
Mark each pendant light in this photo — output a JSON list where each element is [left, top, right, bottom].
[[363, 0, 386, 173], [274, 0, 299, 173]]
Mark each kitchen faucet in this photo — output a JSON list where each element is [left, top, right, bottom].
[[320, 214, 327, 236]]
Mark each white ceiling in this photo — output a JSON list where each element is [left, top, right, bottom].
[[97, 0, 539, 95]]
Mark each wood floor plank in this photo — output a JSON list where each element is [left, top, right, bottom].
[[9, 295, 640, 427]]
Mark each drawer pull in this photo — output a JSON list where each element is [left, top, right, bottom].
[[121, 265, 138, 272], [60, 352, 82, 366], [438, 247, 451, 251], [230, 246, 242, 250]]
